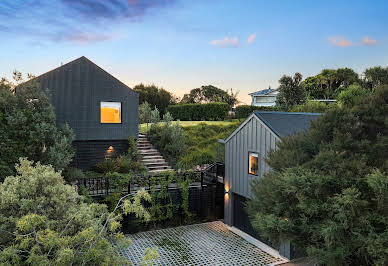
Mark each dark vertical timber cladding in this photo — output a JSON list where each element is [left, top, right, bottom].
[[36, 56, 139, 141], [36, 57, 139, 169], [71, 140, 129, 170]]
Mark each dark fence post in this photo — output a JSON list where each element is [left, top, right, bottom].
[[127, 180, 131, 194], [105, 177, 109, 195]]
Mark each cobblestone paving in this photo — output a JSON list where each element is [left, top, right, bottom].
[[117, 221, 286, 265]]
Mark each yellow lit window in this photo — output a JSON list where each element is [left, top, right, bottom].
[[101, 102, 121, 123], [248, 152, 259, 175]]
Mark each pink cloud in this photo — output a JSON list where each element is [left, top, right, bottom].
[[247, 33, 256, 44], [328, 36, 353, 47], [210, 36, 239, 47], [362, 36, 377, 46], [65, 33, 115, 44]]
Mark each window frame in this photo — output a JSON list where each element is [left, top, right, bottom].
[[100, 101, 122, 124], [248, 151, 259, 176]]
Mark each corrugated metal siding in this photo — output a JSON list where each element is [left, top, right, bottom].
[[36, 57, 138, 141], [225, 116, 280, 199]]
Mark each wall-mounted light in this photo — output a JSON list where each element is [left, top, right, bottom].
[[105, 146, 115, 159]]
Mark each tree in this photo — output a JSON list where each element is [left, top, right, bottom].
[[302, 68, 360, 99], [363, 66, 388, 89], [181, 85, 238, 107], [247, 86, 388, 265], [0, 158, 156, 265], [276, 72, 306, 109], [337, 83, 370, 107], [133, 84, 176, 115], [139, 101, 152, 126], [0, 75, 74, 180]]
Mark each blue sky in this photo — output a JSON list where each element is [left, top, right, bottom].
[[1, 0, 387, 104]]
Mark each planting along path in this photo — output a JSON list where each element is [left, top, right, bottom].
[[117, 221, 287, 265]]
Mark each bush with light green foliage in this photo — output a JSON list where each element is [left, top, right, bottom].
[[337, 83, 370, 107], [0, 158, 157, 265]]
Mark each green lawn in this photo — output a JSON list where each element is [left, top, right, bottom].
[[139, 120, 241, 134], [139, 120, 243, 169]]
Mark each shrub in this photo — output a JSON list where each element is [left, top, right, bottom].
[[0, 158, 153, 265], [289, 101, 333, 113], [167, 102, 229, 121], [148, 116, 187, 168], [337, 84, 370, 107], [62, 167, 85, 182], [235, 105, 278, 119]]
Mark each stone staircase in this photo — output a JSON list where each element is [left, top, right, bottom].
[[137, 134, 172, 173]]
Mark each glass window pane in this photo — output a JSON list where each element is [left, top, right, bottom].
[[101, 102, 121, 123], [249, 152, 259, 175]]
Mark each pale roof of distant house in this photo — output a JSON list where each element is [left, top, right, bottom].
[[249, 87, 277, 96]]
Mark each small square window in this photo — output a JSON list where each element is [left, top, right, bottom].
[[101, 102, 121, 123], [248, 152, 259, 176]]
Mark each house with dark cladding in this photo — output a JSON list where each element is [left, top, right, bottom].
[[222, 111, 321, 259], [34, 56, 138, 169]]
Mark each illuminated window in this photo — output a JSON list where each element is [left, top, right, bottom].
[[248, 152, 259, 175], [101, 102, 121, 123]]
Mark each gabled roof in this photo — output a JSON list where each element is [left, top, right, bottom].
[[249, 87, 276, 96], [254, 111, 321, 138], [34, 56, 136, 94]]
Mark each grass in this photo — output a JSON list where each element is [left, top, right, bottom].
[[139, 120, 241, 134], [140, 120, 243, 169]]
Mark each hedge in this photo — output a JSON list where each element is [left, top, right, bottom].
[[235, 105, 278, 119], [167, 102, 229, 121]]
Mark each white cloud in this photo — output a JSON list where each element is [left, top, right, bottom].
[[210, 36, 239, 47], [247, 33, 256, 44]]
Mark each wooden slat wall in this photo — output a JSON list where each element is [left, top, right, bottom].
[[71, 140, 129, 170], [225, 116, 280, 199], [37, 57, 138, 141]]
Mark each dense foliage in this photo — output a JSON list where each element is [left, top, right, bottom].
[[276, 73, 306, 109], [133, 84, 176, 115], [181, 85, 238, 107], [0, 77, 74, 180], [288, 101, 333, 113], [148, 113, 187, 168], [234, 105, 278, 119], [167, 102, 229, 121], [0, 159, 155, 265], [301, 68, 360, 99], [176, 121, 240, 170], [246, 86, 388, 265]]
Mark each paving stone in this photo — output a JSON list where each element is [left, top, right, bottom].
[[116, 221, 285, 265]]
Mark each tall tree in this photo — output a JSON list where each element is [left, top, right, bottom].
[[133, 84, 176, 115], [276, 72, 306, 109], [0, 75, 74, 180], [247, 86, 388, 265], [363, 66, 388, 89], [181, 85, 238, 107], [302, 68, 360, 99]]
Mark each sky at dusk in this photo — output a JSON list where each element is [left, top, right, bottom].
[[1, 0, 388, 104]]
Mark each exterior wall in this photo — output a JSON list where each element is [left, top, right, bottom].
[[71, 140, 129, 170], [224, 115, 280, 225], [36, 57, 138, 141]]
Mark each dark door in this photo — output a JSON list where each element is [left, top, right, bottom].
[[232, 193, 272, 247]]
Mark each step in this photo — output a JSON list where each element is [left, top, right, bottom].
[[146, 165, 171, 170], [137, 144, 153, 148], [140, 152, 161, 157], [141, 158, 166, 163], [143, 161, 169, 167], [141, 155, 164, 160], [149, 169, 173, 173], [139, 149, 158, 154]]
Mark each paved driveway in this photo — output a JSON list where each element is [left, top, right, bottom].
[[117, 221, 286, 265]]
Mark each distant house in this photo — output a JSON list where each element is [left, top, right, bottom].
[[34, 56, 139, 169], [222, 111, 321, 259], [249, 87, 278, 107]]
